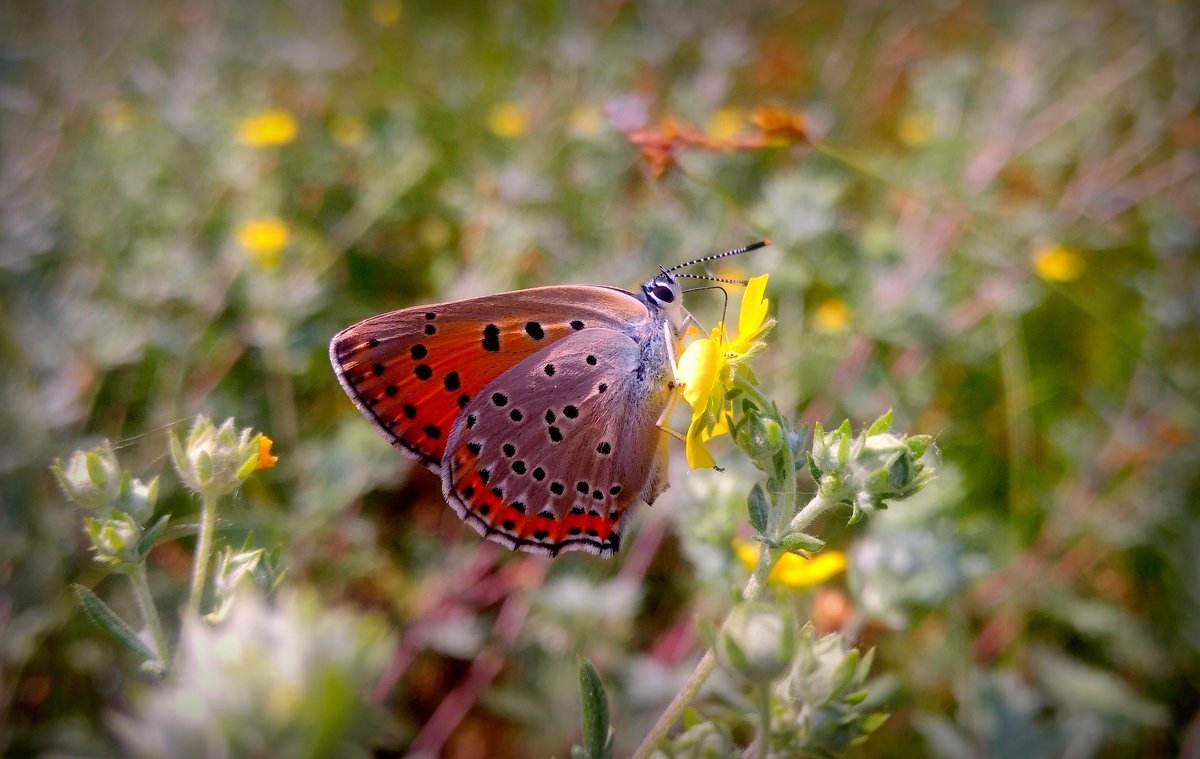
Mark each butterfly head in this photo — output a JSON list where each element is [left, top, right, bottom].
[[642, 272, 689, 336]]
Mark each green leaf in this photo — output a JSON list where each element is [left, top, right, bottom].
[[86, 451, 107, 489], [843, 689, 869, 705], [807, 452, 823, 483], [906, 434, 933, 458], [830, 650, 860, 695], [578, 657, 612, 759], [747, 484, 769, 535], [836, 422, 851, 469], [72, 584, 157, 661], [197, 450, 213, 484], [235, 452, 259, 481], [136, 514, 171, 559], [867, 409, 893, 436]]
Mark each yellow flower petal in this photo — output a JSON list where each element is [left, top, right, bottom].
[[732, 538, 847, 589], [330, 114, 366, 147], [235, 218, 290, 268], [569, 104, 602, 136], [686, 414, 717, 469], [99, 100, 133, 132], [235, 218, 290, 252], [708, 106, 745, 140], [1033, 243, 1084, 282], [738, 274, 770, 342], [771, 550, 847, 589], [488, 103, 527, 138], [898, 111, 934, 146], [734, 536, 760, 570], [236, 109, 298, 147], [678, 338, 722, 409], [369, 0, 402, 26], [813, 297, 851, 332]]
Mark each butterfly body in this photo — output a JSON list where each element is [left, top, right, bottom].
[[330, 274, 691, 557]]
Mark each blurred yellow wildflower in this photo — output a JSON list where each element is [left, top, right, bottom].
[[488, 103, 528, 138], [1033, 243, 1084, 282], [734, 537, 848, 589], [235, 218, 290, 268], [256, 435, 278, 469], [330, 114, 366, 147], [898, 111, 934, 146], [568, 104, 603, 136], [99, 100, 133, 132], [237, 109, 298, 147], [369, 0, 402, 25], [677, 273, 773, 468], [814, 297, 851, 332], [708, 106, 745, 140]]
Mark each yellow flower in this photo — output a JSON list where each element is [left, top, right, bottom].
[[369, 0, 402, 26], [236, 108, 298, 147], [708, 106, 745, 140], [256, 435, 278, 469], [1033, 243, 1084, 282], [568, 104, 603, 136], [898, 111, 934, 146], [488, 103, 527, 138], [813, 297, 851, 332], [677, 273, 773, 468], [734, 537, 847, 589], [330, 114, 366, 147], [235, 218, 290, 268], [99, 100, 133, 132]]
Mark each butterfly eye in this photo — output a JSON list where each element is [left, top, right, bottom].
[[651, 284, 675, 304]]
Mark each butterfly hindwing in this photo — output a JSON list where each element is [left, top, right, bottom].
[[330, 285, 652, 470], [442, 327, 674, 557]]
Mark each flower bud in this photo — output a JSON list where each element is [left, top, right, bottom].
[[205, 543, 283, 624], [737, 411, 784, 466], [53, 445, 123, 513], [171, 416, 265, 498], [805, 413, 933, 516], [669, 721, 736, 759], [84, 511, 142, 567], [716, 602, 796, 684]]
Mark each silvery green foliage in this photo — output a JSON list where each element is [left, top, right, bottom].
[[807, 412, 934, 525], [112, 590, 394, 759], [656, 623, 887, 759], [779, 623, 887, 756]]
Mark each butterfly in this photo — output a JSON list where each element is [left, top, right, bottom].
[[330, 242, 768, 558]]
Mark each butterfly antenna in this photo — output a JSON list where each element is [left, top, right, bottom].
[[676, 273, 748, 286], [680, 284, 732, 341], [664, 239, 771, 274]]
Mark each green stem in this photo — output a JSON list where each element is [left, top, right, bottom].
[[634, 376, 807, 759], [126, 562, 168, 667], [731, 372, 799, 540], [786, 493, 838, 535], [188, 493, 219, 614], [631, 537, 779, 759], [754, 683, 772, 759]]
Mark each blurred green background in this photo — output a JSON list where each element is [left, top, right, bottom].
[[2, 0, 1198, 756]]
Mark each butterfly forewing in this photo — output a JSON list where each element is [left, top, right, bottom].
[[329, 286, 651, 470], [441, 328, 673, 557]]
